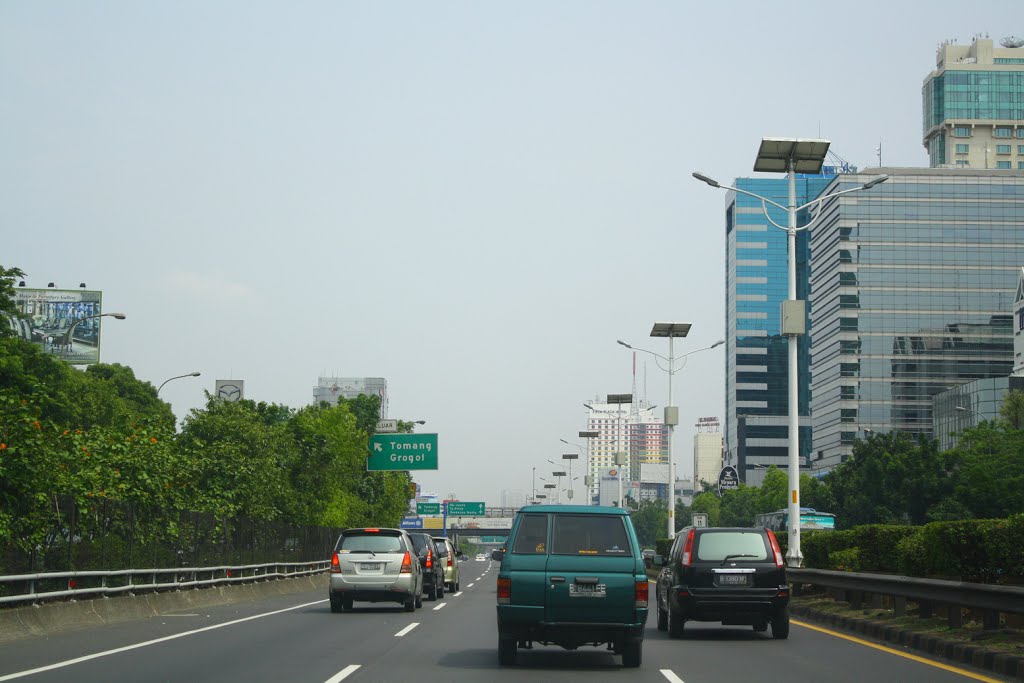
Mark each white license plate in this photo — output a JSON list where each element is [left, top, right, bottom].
[[361, 562, 381, 571], [569, 583, 607, 597], [718, 574, 748, 585]]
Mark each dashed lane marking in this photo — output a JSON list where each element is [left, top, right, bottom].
[[394, 623, 419, 637], [660, 670, 685, 683], [433, 603, 446, 611], [324, 664, 361, 683]]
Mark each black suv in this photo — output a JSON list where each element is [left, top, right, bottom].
[[407, 532, 445, 601], [654, 526, 789, 639]]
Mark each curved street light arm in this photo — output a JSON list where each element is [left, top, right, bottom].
[[157, 371, 201, 396]]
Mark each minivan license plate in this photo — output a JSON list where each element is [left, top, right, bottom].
[[361, 562, 381, 571], [569, 583, 606, 597]]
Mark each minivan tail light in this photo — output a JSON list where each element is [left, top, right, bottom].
[[681, 528, 695, 567], [400, 551, 413, 574], [497, 577, 511, 604], [767, 530, 785, 569], [330, 553, 341, 574], [447, 553, 453, 568], [635, 580, 649, 608]]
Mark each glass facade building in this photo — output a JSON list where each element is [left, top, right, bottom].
[[922, 38, 1024, 168], [723, 174, 835, 486], [808, 169, 1024, 468]]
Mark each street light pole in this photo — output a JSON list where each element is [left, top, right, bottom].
[[158, 371, 202, 396], [693, 138, 888, 566], [58, 312, 126, 358]]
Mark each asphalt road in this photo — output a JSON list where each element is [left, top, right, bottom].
[[0, 561, 1010, 683]]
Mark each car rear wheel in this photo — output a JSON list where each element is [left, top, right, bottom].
[[772, 607, 790, 639], [621, 641, 642, 668], [427, 581, 438, 601], [667, 606, 685, 639], [656, 601, 668, 631], [498, 637, 517, 666], [404, 596, 416, 612], [415, 591, 423, 609], [329, 595, 344, 613], [437, 580, 444, 598]]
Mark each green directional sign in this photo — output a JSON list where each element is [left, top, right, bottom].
[[446, 501, 485, 516], [368, 433, 439, 471], [481, 535, 507, 544], [417, 503, 441, 515]]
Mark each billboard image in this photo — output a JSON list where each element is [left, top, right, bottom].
[[8, 288, 106, 365]]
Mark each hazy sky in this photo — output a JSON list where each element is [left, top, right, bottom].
[[2, 2, 1015, 505]]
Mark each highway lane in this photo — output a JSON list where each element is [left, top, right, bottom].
[[0, 562, 1011, 682]]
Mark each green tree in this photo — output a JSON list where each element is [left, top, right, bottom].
[[630, 498, 667, 547], [719, 485, 760, 526], [0, 265, 26, 335], [691, 491, 721, 526], [999, 389, 1024, 430]]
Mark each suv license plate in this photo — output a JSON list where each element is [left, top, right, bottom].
[[569, 583, 607, 597], [361, 562, 381, 571], [718, 574, 748, 586]]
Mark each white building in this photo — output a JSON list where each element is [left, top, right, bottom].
[[313, 377, 388, 416], [693, 431, 723, 490], [583, 401, 664, 502]]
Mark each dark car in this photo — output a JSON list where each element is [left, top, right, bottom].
[[407, 532, 445, 601], [495, 505, 648, 667], [654, 526, 789, 639]]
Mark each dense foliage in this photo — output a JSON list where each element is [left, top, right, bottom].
[[0, 264, 411, 556]]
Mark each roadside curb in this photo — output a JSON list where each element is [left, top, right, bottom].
[[0, 574, 328, 643], [790, 603, 1024, 680]]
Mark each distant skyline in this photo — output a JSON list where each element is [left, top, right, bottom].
[[2, 2, 1016, 504]]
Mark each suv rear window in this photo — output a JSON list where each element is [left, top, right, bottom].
[[551, 515, 630, 556], [339, 532, 403, 553], [512, 515, 549, 554], [695, 531, 768, 562]]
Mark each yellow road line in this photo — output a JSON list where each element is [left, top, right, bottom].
[[793, 619, 1005, 683]]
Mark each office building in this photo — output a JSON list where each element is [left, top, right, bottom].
[[923, 36, 1024, 169], [584, 402, 664, 502], [808, 168, 1024, 468], [692, 430, 723, 490], [313, 377, 389, 417], [722, 173, 837, 486]]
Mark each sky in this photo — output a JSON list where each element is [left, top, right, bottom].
[[1, 2, 1017, 506]]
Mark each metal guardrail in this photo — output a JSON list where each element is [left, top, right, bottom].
[[789, 567, 1024, 630], [0, 561, 331, 606]]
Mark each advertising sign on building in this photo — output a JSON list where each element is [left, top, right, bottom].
[[10, 288, 106, 365]]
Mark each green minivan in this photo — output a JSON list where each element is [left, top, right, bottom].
[[495, 505, 648, 667]]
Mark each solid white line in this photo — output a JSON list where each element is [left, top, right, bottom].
[[394, 622, 419, 637], [0, 599, 327, 682], [467, 583, 475, 588], [324, 664, 361, 683], [660, 669, 686, 683], [453, 591, 463, 597], [432, 602, 446, 611]]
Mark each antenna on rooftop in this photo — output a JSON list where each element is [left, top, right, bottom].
[[1001, 36, 1024, 48]]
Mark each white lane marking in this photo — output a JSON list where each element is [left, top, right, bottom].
[[0, 599, 327, 682], [467, 583, 475, 588], [394, 622, 419, 637], [324, 664, 361, 683], [163, 614, 199, 617], [433, 602, 446, 611], [454, 591, 463, 597], [661, 670, 685, 683]]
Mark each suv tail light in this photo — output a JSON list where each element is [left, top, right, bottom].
[[425, 549, 433, 568], [497, 577, 511, 604], [635, 580, 649, 608], [330, 553, 341, 574], [400, 551, 413, 574], [681, 528, 696, 567], [767, 530, 785, 569]]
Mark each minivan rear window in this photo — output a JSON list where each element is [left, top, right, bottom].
[[695, 531, 768, 562], [339, 533, 403, 553], [551, 515, 631, 556], [512, 515, 548, 554]]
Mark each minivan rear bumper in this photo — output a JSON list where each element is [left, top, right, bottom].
[[497, 614, 646, 649]]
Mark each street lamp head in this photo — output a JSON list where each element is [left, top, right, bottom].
[[861, 174, 889, 190], [711, 339, 725, 348], [692, 171, 720, 188], [109, 313, 127, 320], [583, 403, 594, 410], [189, 371, 201, 377], [616, 340, 633, 349]]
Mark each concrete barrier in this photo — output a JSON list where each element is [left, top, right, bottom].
[[0, 574, 329, 643]]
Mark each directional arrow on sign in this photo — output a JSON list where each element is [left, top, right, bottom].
[[374, 443, 383, 452]]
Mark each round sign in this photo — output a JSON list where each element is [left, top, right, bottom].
[[608, 469, 618, 476], [718, 466, 740, 496]]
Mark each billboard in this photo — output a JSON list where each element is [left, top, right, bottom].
[[9, 288, 106, 365]]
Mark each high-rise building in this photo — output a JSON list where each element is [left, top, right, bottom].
[[583, 402, 663, 502], [923, 36, 1024, 169], [809, 168, 1024, 468], [722, 174, 836, 486], [313, 377, 389, 417]]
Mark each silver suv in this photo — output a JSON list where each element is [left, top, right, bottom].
[[329, 527, 423, 612], [433, 536, 460, 592]]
